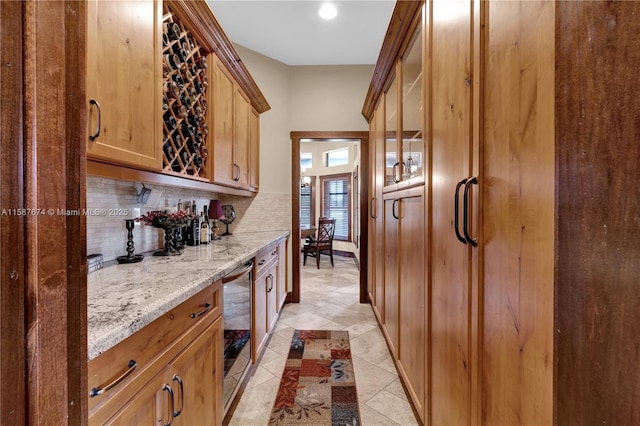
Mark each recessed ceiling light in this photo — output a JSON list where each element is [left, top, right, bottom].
[[318, 3, 337, 20]]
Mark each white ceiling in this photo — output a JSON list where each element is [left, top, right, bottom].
[[206, 1, 396, 66]]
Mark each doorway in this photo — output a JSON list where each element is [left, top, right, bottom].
[[290, 131, 369, 304]]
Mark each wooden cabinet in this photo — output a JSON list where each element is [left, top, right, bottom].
[[86, 0, 161, 170], [169, 319, 222, 426], [382, 187, 426, 422], [430, 0, 476, 424], [86, 0, 269, 195], [382, 196, 399, 356], [252, 242, 286, 360], [249, 107, 260, 192], [233, 87, 251, 189], [211, 57, 255, 191], [368, 100, 385, 323], [88, 282, 223, 425], [276, 239, 287, 310]]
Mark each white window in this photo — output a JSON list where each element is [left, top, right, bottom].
[[325, 147, 349, 167]]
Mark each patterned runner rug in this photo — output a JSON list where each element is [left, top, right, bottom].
[[269, 330, 361, 425]]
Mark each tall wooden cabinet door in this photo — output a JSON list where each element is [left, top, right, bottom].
[[103, 370, 169, 426], [252, 270, 268, 360], [169, 318, 222, 426], [481, 1, 554, 424], [372, 101, 386, 322], [276, 240, 287, 311], [367, 110, 378, 313], [382, 196, 399, 356], [233, 87, 251, 189], [430, 0, 474, 424], [86, 0, 161, 170], [211, 58, 235, 186], [397, 187, 426, 422], [266, 264, 279, 332], [249, 108, 260, 191]]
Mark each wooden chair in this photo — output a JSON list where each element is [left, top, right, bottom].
[[303, 218, 336, 269]]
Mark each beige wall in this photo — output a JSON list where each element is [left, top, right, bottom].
[[289, 66, 372, 131]]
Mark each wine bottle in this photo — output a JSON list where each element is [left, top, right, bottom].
[[200, 206, 210, 244], [184, 203, 193, 246], [188, 200, 200, 246]]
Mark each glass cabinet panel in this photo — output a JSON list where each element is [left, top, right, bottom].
[[401, 18, 423, 181], [384, 76, 398, 186]]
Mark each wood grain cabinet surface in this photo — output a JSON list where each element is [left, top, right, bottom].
[[86, 0, 161, 170]]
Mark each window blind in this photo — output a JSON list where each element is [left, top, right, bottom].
[[300, 185, 313, 229], [321, 174, 351, 241]]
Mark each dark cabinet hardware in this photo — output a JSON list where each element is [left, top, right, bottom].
[[190, 302, 211, 319], [89, 98, 101, 141], [454, 178, 468, 244], [463, 176, 478, 247], [89, 359, 136, 397], [162, 384, 175, 426], [172, 375, 184, 417]]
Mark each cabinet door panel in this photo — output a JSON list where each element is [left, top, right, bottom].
[[212, 59, 235, 186], [169, 319, 221, 426], [482, 1, 554, 424], [383, 197, 398, 356], [267, 264, 278, 332], [233, 87, 250, 189], [276, 241, 287, 311], [103, 370, 168, 426], [249, 108, 260, 191], [430, 0, 473, 425], [253, 270, 268, 360], [397, 189, 426, 422], [373, 103, 386, 321], [87, 0, 160, 170]]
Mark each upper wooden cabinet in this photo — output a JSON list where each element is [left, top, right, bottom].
[[211, 58, 256, 191], [86, 0, 162, 170], [249, 108, 260, 192], [86, 0, 270, 195]]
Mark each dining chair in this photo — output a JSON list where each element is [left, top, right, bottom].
[[302, 217, 336, 269]]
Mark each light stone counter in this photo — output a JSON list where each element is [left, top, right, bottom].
[[87, 230, 289, 360]]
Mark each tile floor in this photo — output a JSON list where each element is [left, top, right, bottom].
[[228, 255, 419, 425]]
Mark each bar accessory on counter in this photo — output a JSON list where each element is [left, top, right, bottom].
[[136, 210, 195, 256], [116, 219, 144, 264], [208, 199, 225, 240], [220, 204, 236, 236]]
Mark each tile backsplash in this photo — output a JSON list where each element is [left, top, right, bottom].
[[87, 176, 291, 262]]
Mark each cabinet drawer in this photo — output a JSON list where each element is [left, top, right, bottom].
[[255, 243, 278, 275], [88, 280, 221, 413]]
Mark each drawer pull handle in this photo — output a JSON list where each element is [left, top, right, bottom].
[[267, 274, 274, 293], [162, 384, 175, 426], [88, 98, 101, 141], [190, 303, 212, 319], [271, 250, 277, 256], [258, 259, 266, 266], [89, 359, 136, 397], [172, 375, 184, 417]]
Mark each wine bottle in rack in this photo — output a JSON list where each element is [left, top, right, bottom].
[[163, 113, 177, 131]]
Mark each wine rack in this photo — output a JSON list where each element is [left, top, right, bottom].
[[161, 7, 209, 179]]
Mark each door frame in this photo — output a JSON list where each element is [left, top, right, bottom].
[[290, 131, 369, 304]]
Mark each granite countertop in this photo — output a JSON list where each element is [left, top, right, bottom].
[[87, 230, 289, 360]]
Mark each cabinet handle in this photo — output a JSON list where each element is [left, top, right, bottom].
[[454, 178, 468, 244], [190, 302, 212, 319], [88, 98, 101, 141], [463, 176, 478, 247], [392, 162, 400, 183], [271, 250, 277, 256], [162, 384, 175, 426], [258, 259, 266, 266], [89, 359, 136, 397], [267, 274, 274, 292], [233, 164, 240, 181], [370, 198, 376, 219], [392, 199, 399, 220], [172, 375, 184, 418]]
